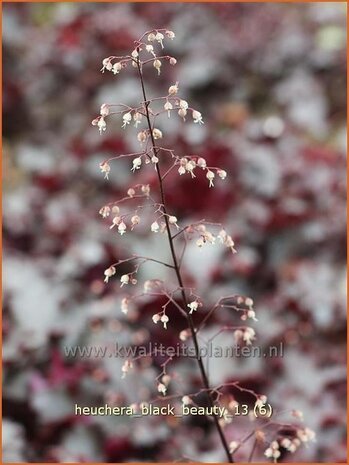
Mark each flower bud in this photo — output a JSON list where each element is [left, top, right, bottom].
[[151, 221, 160, 233], [165, 30, 175, 39], [217, 169, 227, 180], [122, 112, 132, 128], [206, 170, 215, 187], [112, 62, 122, 74], [137, 130, 147, 144], [133, 112, 142, 128], [152, 128, 163, 139], [197, 157, 207, 169], [100, 104, 109, 117], [155, 32, 164, 48], [164, 101, 173, 117], [169, 83, 179, 95], [118, 221, 127, 236], [131, 157, 142, 172], [192, 110, 204, 124], [178, 108, 187, 120], [153, 59, 162, 75], [120, 274, 130, 287], [104, 266, 116, 283]]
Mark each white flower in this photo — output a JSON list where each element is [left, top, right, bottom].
[[280, 438, 292, 450], [187, 300, 199, 314], [120, 274, 130, 287], [152, 128, 163, 139], [112, 205, 120, 214], [133, 112, 142, 128], [131, 157, 142, 172], [161, 375, 171, 387], [217, 169, 227, 179], [153, 59, 162, 75], [217, 229, 227, 243], [104, 266, 116, 283], [164, 101, 173, 117], [98, 117, 107, 134], [229, 441, 240, 454], [160, 314, 169, 329], [297, 428, 316, 443], [101, 58, 112, 72], [206, 170, 215, 187], [99, 161, 110, 179], [179, 99, 189, 110], [245, 297, 254, 307], [131, 215, 140, 228], [122, 112, 132, 128], [157, 383, 167, 395], [165, 30, 175, 39], [203, 230, 216, 244], [110, 216, 121, 229], [169, 83, 179, 95], [121, 297, 129, 314], [137, 130, 147, 144], [99, 206, 111, 218], [152, 313, 161, 324], [247, 309, 258, 321], [118, 221, 127, 235], [225, 235, 237, 253], [169, 57, 177, 65], [141, 184, 150, 196], [112, 62, 122, 74], [196, 237, 205, 248], [182, 395, 191, 405], [197, 157, 207, 169], [264, 441, 280, 462], [127, 188, 136, 197], [168, 215, 178, 227], [131, 49, 138, 58], [121, 360, 132, 379], [178, 108, 187, 121], [145, 44, 155, 56], [155, 32, 164, 48], [151, 155, 159, 164], [100, 104, 109, 117], [192, 110, 204, 124], [178, 165, 186, 175], [148, 33, 156, 42], [287, 439, 301, 453], [243, 327, 256, 345], [185, 160, 196, 178], [151, 221, 160, 233]]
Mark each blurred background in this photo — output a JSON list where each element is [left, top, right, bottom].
[[2, 2, 347, 463]]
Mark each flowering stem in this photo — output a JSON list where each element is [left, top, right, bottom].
[[136, 60, 233, 463], [248, 438, 257, 462]]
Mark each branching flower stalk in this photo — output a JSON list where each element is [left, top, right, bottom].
[[93, 29, 316, 463], [135, 51, 233, 463]]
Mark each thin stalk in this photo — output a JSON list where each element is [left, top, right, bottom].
[[136, 60, 233, 463], [248, 438, 257, 463]]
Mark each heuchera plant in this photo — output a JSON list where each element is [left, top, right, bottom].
[[92, 29, 316, 463]]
